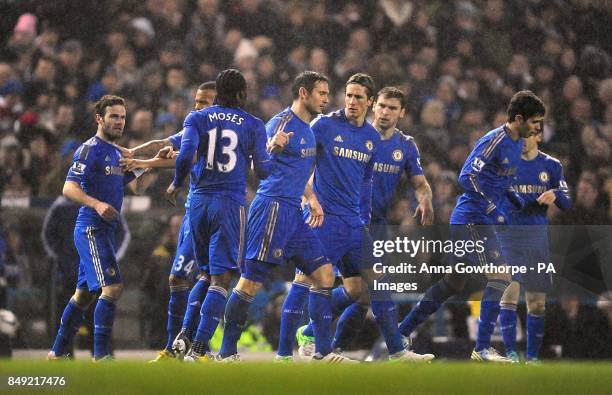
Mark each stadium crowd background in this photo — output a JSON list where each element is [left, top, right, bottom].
[[0, 0, 610, 358]]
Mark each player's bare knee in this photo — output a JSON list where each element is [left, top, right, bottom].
[[101, 283, 123, 301], [308, 264, 334, 289], [294, 272, 312, 286], [501, 281, 520, 305], [197, 271, 210, 283], [210, 272, 233, 290], [235, 277, 262, 297], [342, 277, 362, 300], [73, 289, 95, 308], [526, 292, 546, 316], [168, 274, 189, 288]]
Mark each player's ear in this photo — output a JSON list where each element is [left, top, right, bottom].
[[95, 113, 103, 124], [298, 86, 309, 99], [399, 107, 406, 118]]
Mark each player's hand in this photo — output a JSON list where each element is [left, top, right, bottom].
[[120, 158, 144, 172], [156, 146, 175, 159], [118, 146, 134, 158], [413, 200, 434, 225], [306, 196, 325, 228], [537, 189, 557, 205], [166, 183, 180, 206], [267, 131, 294, 154], [94, 201, 119, 221]]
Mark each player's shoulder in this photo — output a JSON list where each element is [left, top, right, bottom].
[[268, 108, 294, 126], [74, 136, 99, 161], [395, 129, 416, 145], [238, 107, 265, 127], [537, 150, 563, 169], [486, 125, 508, 141], [312, 109, 342, 126]]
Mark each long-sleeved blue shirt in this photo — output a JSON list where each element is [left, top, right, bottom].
[[501, 151, 572, 225], [451, 125, 523, 225]]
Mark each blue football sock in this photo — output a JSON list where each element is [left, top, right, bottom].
[[277, 281, 309, 357], [192, 286, 227, 355], [164, 285, 189, 352], [51, 298, 86, 356], [371, 299, 404, 355], [333, 302, 368, 351], [303, 286, 354, 337], [219, 289, 254, 358], [182, 278, 210, 339], [308, 287, 333, 356], [499, 303, 518, 355], [475, 279, 509, 352], [93, 295, 116, 359], [399, 277, 455, 337], [526, 313, 545, 360]]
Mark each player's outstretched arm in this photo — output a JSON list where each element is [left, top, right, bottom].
[[120, 157, 176, 172], [62, 180, 119, 221], [411, 175, 434, 225], [119, 138, 173, 158]]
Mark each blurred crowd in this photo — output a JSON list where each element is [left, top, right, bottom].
[[0, 0, 611, 356], [0, 0, 610, 225]]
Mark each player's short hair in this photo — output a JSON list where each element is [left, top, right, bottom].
[[198, 81, 216, 91], [507, 90, 546, 122], [376, 87, 406, 109], [346, 73, 376, 98], [94, 95, 125, 117], [291, 71, 329, 99], [215, 69, 246, 107]]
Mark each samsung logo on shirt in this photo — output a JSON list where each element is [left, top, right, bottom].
[[301, 147, 316, 158], [105, 166, 124, 176], [514, 184, 547, 194], [373, 162, 401, 174], [208, 112, 244, 125], [333, 146, 370, 163]]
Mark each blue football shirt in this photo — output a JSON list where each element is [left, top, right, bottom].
[[452, 125, 523, 224], [257, 108, 317, 207], [66, 136, 135, 228], [173, 105, 272, 205], [311, 109, 380, 225]]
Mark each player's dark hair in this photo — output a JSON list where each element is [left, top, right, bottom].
[[291, 71, 329, 99], [198, 81, 216, 91], [376, 86, 406, 109], [346, 73, 376, 98], [94, 95, 125, 117], [215, 69, 246, 108], [507, 90, 546, 122]]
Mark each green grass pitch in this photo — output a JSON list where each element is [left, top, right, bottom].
[[1, 360, 611, 395]]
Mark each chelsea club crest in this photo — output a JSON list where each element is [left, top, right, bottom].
[[392, 150, 403, 162], [539, 171, 549, 183]]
